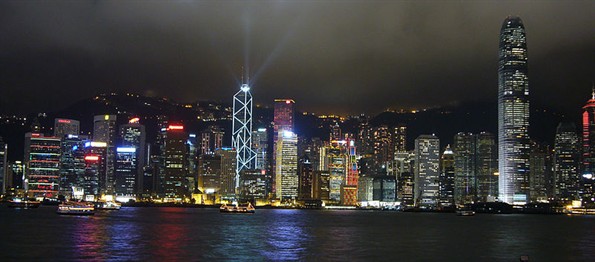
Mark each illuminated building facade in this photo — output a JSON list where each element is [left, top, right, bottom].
[[93, 115, 117, 195], [232, 84, 256, 190], [298, 155, 314, 199], [114, 147, 138, 198], [24, 133, 61, 198], [554, 122, 580, 200], [53, 118, 80, 139], [252, 128, 268, 170], [414, 135, 440, 209], [201, 125, 224, 156], [529, 142, 552, 202], [163, 125, 188, 199], [454, 132, 476, 204], [498, 16, 530, 205], [475, 132, 498, 202], [239, 169, 267, 202], [581, 92, 595, 203], [313, 171, 330, 201], [217, 148, 237, 199], [0, 137, 7, 194], [439, 145, 455, 208], [357, 176, 374, 202], [197, 154, 221, 195], [275, 131, 298, 201], [118, 120, 146, 194], [59, 135, 87, 198], [396, 151, 415, 207], [83, 141, 107, 198], [273, 99, 294, 194]]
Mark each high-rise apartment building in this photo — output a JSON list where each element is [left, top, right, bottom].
[[498, 16, 530, 205]]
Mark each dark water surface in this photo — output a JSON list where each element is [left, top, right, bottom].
[[1, 206, 594, 261]]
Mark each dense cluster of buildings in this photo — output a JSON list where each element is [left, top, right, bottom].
[[0, 16, 593, 208]]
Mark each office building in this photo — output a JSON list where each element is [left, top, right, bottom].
[[93, 115, 117, 195], [554, 122, 580, 201], [24, 133, 61, 198], [275, 130, 298, 201], [498, 16, 531, 205], [414, 135, 440, 209], [439, 145, 455, 208]]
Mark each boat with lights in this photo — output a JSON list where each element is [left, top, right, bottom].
[[220, 202, 255, 213], [56, 201, 95, 216]]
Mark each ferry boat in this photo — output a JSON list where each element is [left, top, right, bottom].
[[220, 202, 255, 213], [94, 201, 121, 210], [56, 202, 95, 216], [8, 198, 41, 209], [456, 210, 476, 216]]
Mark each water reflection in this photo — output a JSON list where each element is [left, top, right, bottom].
[[261, 209, 309, 260], [108, 209, 141, 260], [71, 216, 109, 260], [151, 207, 189, 260]]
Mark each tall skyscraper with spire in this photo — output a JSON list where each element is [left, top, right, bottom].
[[232, 83, 256, 191], [498, 16, 530, 205]]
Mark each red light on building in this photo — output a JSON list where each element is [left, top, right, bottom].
[[84, 155, 100, 161], [168, 125, 184, 131], [31, 133, 41, 137], [57, 119, 71, 124], [129, 117, 140, 124]]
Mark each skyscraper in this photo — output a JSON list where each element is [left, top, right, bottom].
[[581, 91, 595, 203], [201, 125, 224, 156], [118, 119, 146, 194], [93, 115, 117, 195], [24, 133, 61, 198], [53, 118, 80, 139], [414, 135, 440, 209], [439, 145, 455, 208], [232, 84, 256, 190], [475, 132, 498, 202], [273, 99, 295, 194], [217, 147, 237, 199], [59, 135, 87, 198], [275, 130, 298, 201], [252, 128, 268, 170], [0, 137, 7, 194], [453, 132, 476, 204], [498, 16, 530, 205], [163, 124, 188, 199]]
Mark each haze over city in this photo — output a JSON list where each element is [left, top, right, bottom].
[[0, 1, 593, 115]]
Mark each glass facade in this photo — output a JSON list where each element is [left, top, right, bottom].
[[498, 16, 530, 205]]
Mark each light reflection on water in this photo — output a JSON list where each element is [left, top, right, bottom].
[[1, 206, 594, 261]]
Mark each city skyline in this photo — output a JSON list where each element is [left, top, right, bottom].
[[0, 1, 592, 115]]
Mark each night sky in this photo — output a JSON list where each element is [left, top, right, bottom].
[[0, 1, 593, 115]]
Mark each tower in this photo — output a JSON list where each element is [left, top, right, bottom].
[[581, 90, 595, 204], [498, 16, 530, 205], [232, 84, 256, 191], [93, 114, 117, 195], [414, 134, 440, 209]]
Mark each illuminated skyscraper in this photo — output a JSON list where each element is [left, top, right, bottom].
[[93, 115, 117, 195], [439, 145, 455, 208], [454, 132, 476, 204], [232, 84, 256, 191], [163, 125, 188, 199], [24, 133, 62, 198], [498, 16, 530, 205], [273, 99, 295, 194], [553, 123, 579, 201], [118, 119, 146, 194], [252, 128, 268, 170], [54, 118, 80, 139], [529, 142, 552, 202], [414, 135, 440, 209], [83, 142, 107, 199], [217, 148, 237, 199], [0, 137, 7, 194], [59, 135, 87, 198], [475, 132, 498, 202], [581, 91, 595, 203], [201, 125, 224, 156], [275, 130, 298, 201]]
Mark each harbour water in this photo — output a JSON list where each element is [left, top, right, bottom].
[[1, 206, 594, 261]]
